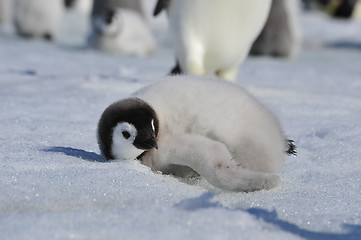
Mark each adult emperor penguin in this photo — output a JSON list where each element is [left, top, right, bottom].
[[13, 0, 63, 40], [97, 76, 296, 192], [250, 0, 301, 58], [89, 0, 156, 56], [153, 0, 272, 82], [0, 0, 13, 28]]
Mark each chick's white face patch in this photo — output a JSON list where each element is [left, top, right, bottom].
[[111, 122, 144, 160]]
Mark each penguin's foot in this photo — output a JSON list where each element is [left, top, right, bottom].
[[286, 139, 297, 155], [169, 61, 183, 75]]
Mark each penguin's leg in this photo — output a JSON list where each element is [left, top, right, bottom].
[[216, 64, 240, 82], [156, 133, 280, 192], [216, 50, 249, 82], [178, 39, 205, 76], [43, 33, 53, 41]]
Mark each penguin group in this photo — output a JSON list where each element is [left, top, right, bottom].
[[0, 0, 299, 191], [0, 0, 302, 60], [0, 0, 156, 56]]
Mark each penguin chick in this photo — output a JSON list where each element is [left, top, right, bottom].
[[13, 0, 63, 40], [153, 0, 272, 82], [88, 7, 156, 57], [97, 76, 295, 192]]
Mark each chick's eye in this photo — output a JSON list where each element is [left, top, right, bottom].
[[122, 131, 131, 139]]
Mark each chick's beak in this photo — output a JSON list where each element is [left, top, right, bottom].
[[148, 137, 158, 150], [134, 137, 158, 150]]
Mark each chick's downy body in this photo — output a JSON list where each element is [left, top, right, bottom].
[[98, 76, 293, 192], [135, 77, 286, 174]]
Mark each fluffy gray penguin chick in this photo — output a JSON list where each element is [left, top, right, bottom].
[[89, 0, 155, 56], [97, 76, 296, 192]]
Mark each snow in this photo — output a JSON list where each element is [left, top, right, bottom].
[[1, 4, 361, 240]]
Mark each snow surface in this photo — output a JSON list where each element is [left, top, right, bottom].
[[1, 4, 361, 240]]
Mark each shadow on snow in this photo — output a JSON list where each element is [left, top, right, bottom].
[[43, 146, 106, 162], [175, 192, 361, 240], [326, 41, 361, 50], [43, 147, 361, 240]]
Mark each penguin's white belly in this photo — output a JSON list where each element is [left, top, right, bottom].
[[71, 0, 93, 13], [168, 0, 272, 80], [14, 0, 62, 37], [0, 0, 13, 26], [134, 76, 286, 175]]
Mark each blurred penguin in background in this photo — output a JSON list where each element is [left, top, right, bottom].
[[13, 0, 63, 40], [327, 0, 361, 18], [303, 0, 361, 19], [153, 0, 272, 82], [91, 0, 146, 20], [250, 0, 302, 58], [64, 0, 93, 14], [0, 0, 13, 28], [88, 0, 156, 56]]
